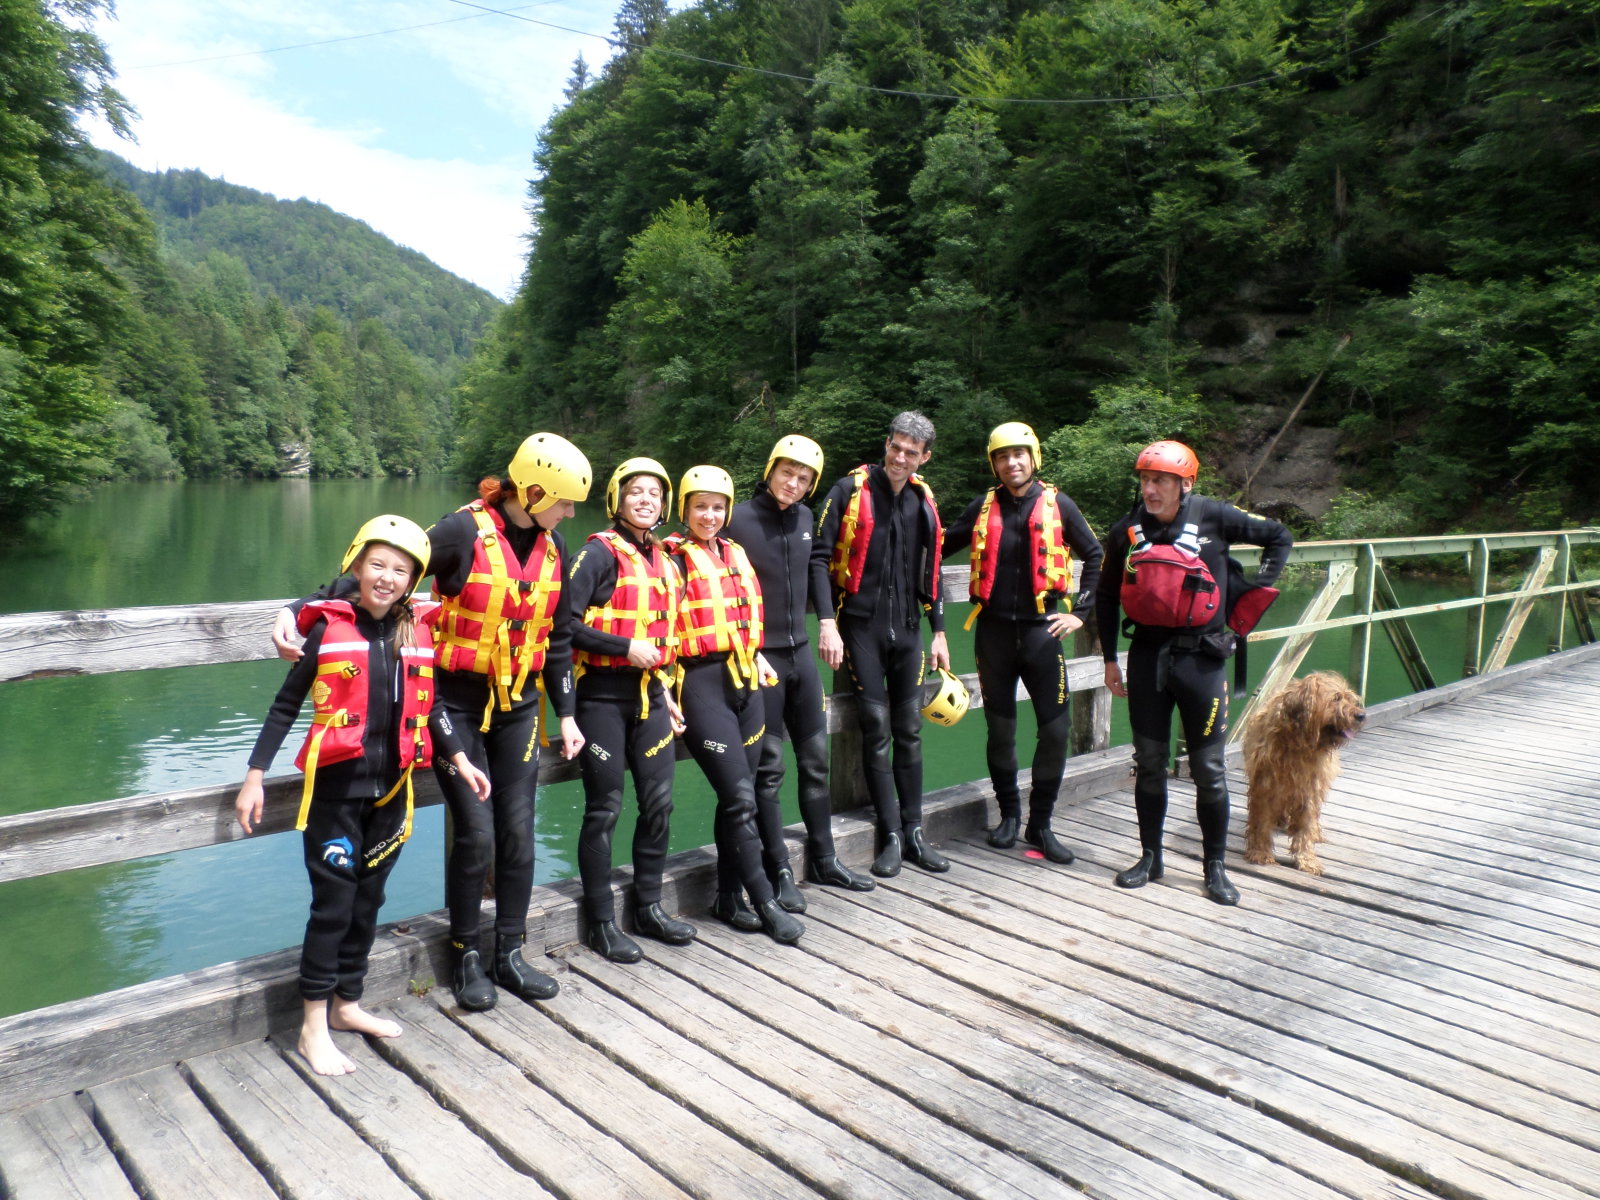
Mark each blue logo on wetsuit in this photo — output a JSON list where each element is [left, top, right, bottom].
[[321, 837, 354, 869]]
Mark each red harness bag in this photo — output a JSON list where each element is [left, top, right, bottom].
[[1120, 541, 1220, 629]]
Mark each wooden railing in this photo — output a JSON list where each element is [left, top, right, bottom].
[[4, 532, 1597, 884], [0, 564, 1114, 887]]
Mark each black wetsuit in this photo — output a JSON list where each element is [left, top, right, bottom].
[[943, 481, 1104, 828], [566, 526, 677, 923], [423, 505, 576, 947], [1096, 494, 1292, 860], [730, 485, 838, 867], [812, 465, 945, 835], [249, 606, 457, 1002], [288, 503, 576, 949]]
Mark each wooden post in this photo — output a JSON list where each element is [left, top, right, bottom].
[[1071, 622, 1110, 754], [826, 671, 868, 814]]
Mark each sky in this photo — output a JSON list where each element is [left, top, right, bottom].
[[79, 1, 660, 300]]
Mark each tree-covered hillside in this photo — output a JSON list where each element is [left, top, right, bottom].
[[0, 0, 503, 531], [97, 155, 500, 365], [459, 0, 1600, 535]]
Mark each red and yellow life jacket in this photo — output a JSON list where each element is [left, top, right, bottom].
[[666, 534, 764, 688], [576, 530, 681, 715], [436, 501, 564, 730], [828, 465, 944, 601], [965, 484, 1073, 628], [292, 598, 438, 845]]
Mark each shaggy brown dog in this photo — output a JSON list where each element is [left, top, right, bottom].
[[1242, 671, 1365, 875]]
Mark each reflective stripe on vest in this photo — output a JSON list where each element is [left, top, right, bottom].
[[966, 484, 1073, 627], [668, 534, 764, 688], [576, 530, 680, 672], [827, 466, 944, 602], [291, 599, 437, 845], [436, 501, 563, 730]]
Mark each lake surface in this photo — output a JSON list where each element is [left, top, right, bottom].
[[0, 478, 1568, 1016]]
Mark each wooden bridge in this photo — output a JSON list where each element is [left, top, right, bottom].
[[1, 534, 1598, 1198]]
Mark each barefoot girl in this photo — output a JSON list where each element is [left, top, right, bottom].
[[238, 516, 490, 1075]]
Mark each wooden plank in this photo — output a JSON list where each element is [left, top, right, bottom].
[[1083, 775, 1600, 964], [0, 908, 481, 1111], [815, 877, 1599, 1200], [572, 940, 1222, 1200], [183, 1039, 419, 1200], [372, 996, 694, 1199], [0, 599, 288, 681], [84, 1066, 276, 1199], [1064, 791, 1600, 1022], [556, 946, 1085, 1200], [438, 989, 888, 1200], [653, 927, 1367, 1200], [271, 1031, 556, 1200], [949, 841, 1600, 1118], [0, 1095, 136, 1200], [1060, 805, 1600, 1030], [760, 895, 1441, 1200]]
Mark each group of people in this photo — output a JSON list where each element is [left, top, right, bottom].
[[236, 412, 1291, 1076]]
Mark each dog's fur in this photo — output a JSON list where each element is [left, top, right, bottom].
[[1241, 671, 1365, 875]]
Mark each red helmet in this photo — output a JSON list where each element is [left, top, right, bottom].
[[1135, 440, 1199, 482]]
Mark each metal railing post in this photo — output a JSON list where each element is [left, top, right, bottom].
[[1347, 543, 1377, 699]]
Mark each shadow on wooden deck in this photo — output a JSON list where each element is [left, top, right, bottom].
[[2, 647, 1598, 1199]]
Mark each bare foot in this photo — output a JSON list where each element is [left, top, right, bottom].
[[329, 998, 402, 1039], [298, 1026, 357, 1076]]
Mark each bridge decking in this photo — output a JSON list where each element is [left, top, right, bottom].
[[2, 651, 1598, 1199]]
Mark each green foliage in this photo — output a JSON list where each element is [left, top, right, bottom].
[[1040, 382, 1209, 534], [0, 0, 133, 525], [1318, 489, 1416, 541], [447, 0, 1600, 532]]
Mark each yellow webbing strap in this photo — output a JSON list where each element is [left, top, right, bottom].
[[372, 762, 416, 844], [296, 709, 351, 831]]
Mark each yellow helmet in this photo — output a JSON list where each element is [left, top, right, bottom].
[[605, 456, 673, 523], [987, 422, 1041, 477], [764, 434, 825, 497], [340, 515, 431, 592], [678, 465, 736, 523], [508, 432, 591, 514], [921, 667, 971, 727]]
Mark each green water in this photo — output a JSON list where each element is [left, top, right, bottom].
[[0, 480, 1570, 1016]]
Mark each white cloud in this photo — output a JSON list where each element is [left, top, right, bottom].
[[79, 1, 632, 297]]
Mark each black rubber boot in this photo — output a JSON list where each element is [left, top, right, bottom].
[[872, 830, 903, 878], [1115, 849, 1164, 889], [712, 891, 762, 932], [807, 854, 876, 891], [587, 919, 642, 964], [450, 942, 497, 1012], [1024, 822, 1075, 865], [1204, 859, 1240, 906], [757, 898, 805, 945], [772, 867, 807, 914], [635, 902, 697, 945], [493, 933, 559, 1001], [904, 825, 950, 873], [988, 815, 1020, 849]]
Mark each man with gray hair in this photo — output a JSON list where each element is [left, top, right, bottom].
[[813, 411, 951, 877]]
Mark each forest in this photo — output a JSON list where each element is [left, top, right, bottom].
[[5, 0, 1598, 538], [0, 0, 497, 530], [458, 0, 1600, 537]]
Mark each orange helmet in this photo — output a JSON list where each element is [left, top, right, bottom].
[[1135, 440, 1199, 482]]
